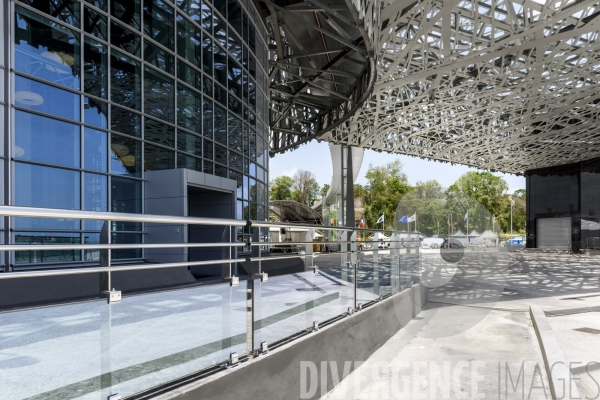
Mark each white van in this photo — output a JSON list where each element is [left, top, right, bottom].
[[422, 237, 444, 249]]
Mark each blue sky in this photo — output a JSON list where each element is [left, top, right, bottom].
[[269, 140, 525, 194]]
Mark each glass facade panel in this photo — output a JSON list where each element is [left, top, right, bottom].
[[111, 134, 141, 176], [111, 50, 142, 110], [15, 75, 80, 121], [15, 162, 80, 209], [111, 0, 141, 30], [84, 97, 108, 128], [144, 41, 175, 74], [144, 66, 175, 122], [84, 127, 108, 172], [83, 173, 108, 211], [111, 105, 141, 137], [145, 117, 175, 147], [177, 86, 202, 133], [111, 21, 141, 56], [177, 131, 202, 155], [83, 36, 108, 98], [15, 110, 80, 168], [14, 6, 81, 89], [84, 6, 107, 39], [144, 143, 175, 170], [7, 0, 270, 269], [143, 0, 175, 50]]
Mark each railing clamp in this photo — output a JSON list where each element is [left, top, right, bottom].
[[228, 352, 239, 367], [107, 394, 122, 400], [254, 272, 268, 282], [312, 321, 319, 331], [348, 307, 354, 315], [225, 276, 239, 287], [309, 265, 319, 273], [357, 303, 362, 311], [102, 289, 121, 304], [260, 341, 269, 353]]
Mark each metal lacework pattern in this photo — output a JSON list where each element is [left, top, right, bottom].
[[271, 0, 600, 173]]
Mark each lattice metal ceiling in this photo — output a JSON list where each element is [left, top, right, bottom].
[[267, 0, 600, 174]]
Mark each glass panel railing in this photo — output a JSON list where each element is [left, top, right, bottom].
[[105, 279, 248, 398], [254, 261, 354, 348], [0, 299, 106, 400]]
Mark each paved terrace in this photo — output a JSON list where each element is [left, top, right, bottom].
[[324, 250, 600, 400]]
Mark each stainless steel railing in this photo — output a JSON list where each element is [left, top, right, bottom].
[[0, 205, 423, 400]]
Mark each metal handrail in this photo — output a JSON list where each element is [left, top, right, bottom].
[[0, 243, 247, 251], [0, 258, 246, 279], [0, 206, 244, 226], [250, 220, 354, 231]]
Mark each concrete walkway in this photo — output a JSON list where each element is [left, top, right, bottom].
[[324, 250, 600, 400]]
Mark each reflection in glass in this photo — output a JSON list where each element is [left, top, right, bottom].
[[145, 117, 175, 147], [144, 0, 175, 50], [176, 0, 201, 22], [203, 160, 213, 174], [111, 0, 141, 30], [214, 82, 227, 106], [111, 177, 142, 213], [111, 134, 141, 176], [83, 37, 108, 99], [15, 162, 80, 209], [84, 127, 108, 172], [203, 75, 212, 96], [214, 104, 227, 145], [84, 97, 108, 129], [229, 151, 242, 172], [229, 93, 242, 116], [144, 41, 174, 74], [201, 1, 212, 31], [14, 7, 81, 89], [83, 173, 108, 211], [15, 75, 80, 121], [111, 105, 141, 137], [214, 44, 227, 86], [144, 66, 175, 122], [144, 144, 175, 170], [202, 34, 213, 76], [177, 131, 202, 155], [228, 0, 242, 35], [111, 21, 141, 56], [112, 233, 142, 259], [177, 86, 202, 133], [176, 15, 201, 65], [228, 30, 242, 60], [228, 114, 242, 153], [215, 144, 227, 166], [177, 153, 202, 171], [84, 6, 107, 39], [18, 0, 80, 27], [203, 99, 213, 138], [86, 0, 108, 11], [249, 128, 256, 160], [15, 111, 80, 168], [215, 164, 227, 178], [177, 59, 202, 91], [203, 138, 213, 160], [228, 57, 242, 98], [15, 232, 81, 264], [111, 50, 141, 110]]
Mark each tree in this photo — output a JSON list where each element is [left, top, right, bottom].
[[269, 175, 294, 200], [320, 183, 330, 197], [363, 160, 409, 229], [395, 180, 446, 236], [291, 170, 321, 205], [447, 171, 510, 233]]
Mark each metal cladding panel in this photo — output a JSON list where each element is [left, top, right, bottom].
[[536, 217, 571, 249]]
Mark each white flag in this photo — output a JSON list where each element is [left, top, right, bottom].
[[376, 214, 385, 224], [407, 213, 416, 223]]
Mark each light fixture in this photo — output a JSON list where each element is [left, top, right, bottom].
[[503, 58, 513, 76], [14, 146, 25, 157], [15, 91, 43, 106]]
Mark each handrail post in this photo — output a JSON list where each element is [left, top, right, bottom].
[[305, 229, 314, 269], [99, 219, 114, 399]]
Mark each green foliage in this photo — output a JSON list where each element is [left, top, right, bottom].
[[269, 175, 294, 201], [395, 180, 446, 236], [291, 170, 321, 205], [363, 160, 409, 230], [320, 183, 330, 197]]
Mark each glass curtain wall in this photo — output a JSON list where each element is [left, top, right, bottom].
[[8, 0, 270, 266]]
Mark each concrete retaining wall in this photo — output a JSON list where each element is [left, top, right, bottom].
[[159, 283, 428, 400]]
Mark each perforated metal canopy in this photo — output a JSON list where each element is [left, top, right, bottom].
[[264, 0, 600, 174]]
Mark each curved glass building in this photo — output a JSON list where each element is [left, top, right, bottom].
[[3, 0, 269, 266]]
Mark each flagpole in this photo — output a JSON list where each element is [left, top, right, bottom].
[[451, 214, 453, 235]]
